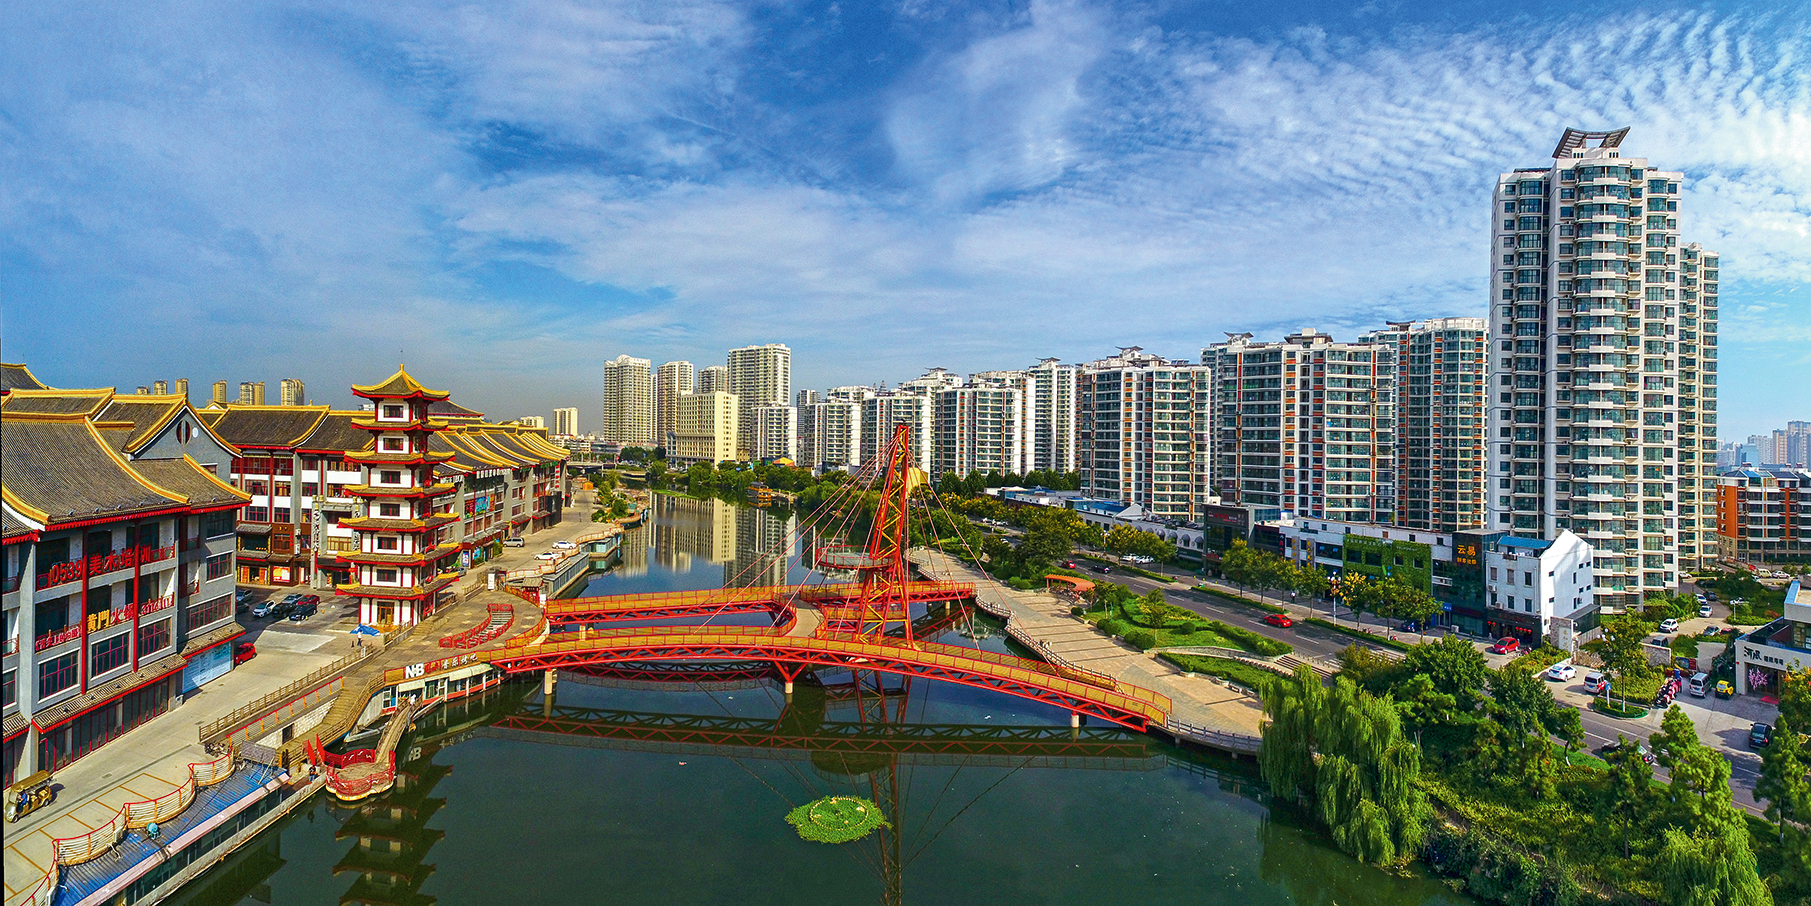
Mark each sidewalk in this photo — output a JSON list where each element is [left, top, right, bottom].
[[2, 635, 341, 906], [914, 550, 1266, 746]]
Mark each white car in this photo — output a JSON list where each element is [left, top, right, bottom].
[[1658, 618, 1680, 633], [1698, 603, 1714, 617], [1546, 663, 1577, 681], [534, 551, 558, 561], [551, 540, 576, 550]]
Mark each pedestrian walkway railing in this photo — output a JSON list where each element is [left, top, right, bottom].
[[49, 747, 237, 869], [501, 526, 622, 582], [199, 649, 371, 745], [1161, 717, 1262, 755], [438, 599, 515, 649]]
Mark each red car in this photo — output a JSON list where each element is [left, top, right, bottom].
[[1263, 613, 1295, 628], [1489, 637, 1521, 655], [1062, 561, 1078, 569], [232, 642, 257, 666]]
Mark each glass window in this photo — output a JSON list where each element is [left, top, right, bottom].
[[39, 653, 78, 697], [137, 619, 173, 657], [91, 633, 129, 675]]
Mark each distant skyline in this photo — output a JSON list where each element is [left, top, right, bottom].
[[2, 1, 1806, 438]]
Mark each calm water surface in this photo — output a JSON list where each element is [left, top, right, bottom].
[[173, 497, 1474, 906]]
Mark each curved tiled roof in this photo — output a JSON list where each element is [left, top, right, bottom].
[[3, 507, 38, 542], [95, 395, 188, 451], [129, 456, 252, 509], [1, 388, 116, 418], [1, 414, 188, 525], [351, 366, 449, 401], [1, 363, 49, 393], [296, 411, 375, 454], [204, 405, 330, 449], [428, 399, 484, 420]]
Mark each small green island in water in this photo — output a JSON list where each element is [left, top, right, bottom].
[[785, 796, 891, 844]]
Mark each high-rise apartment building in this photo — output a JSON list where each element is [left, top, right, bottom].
[[1485, 128, 1719, 607], [1359, 318, 1488, 532], [826, 385, 876, 403], [726, 344, 791, 456], [174, 379, 188, 401], [153, 380, 168, 395], [602, 354, 655, 447], [752, 404, 799, 461], [967, 370, 1034, 474], [516, 415, 547, 429], [697, 365, 730, 394], [280, 378, 305, 406], [1203, 331, 1396, 524], [1077, 348, 1214, 521], [899, 368, 961, 396], [796, 390, 822, 408], [800, 400, 861, 471], [1025, 359, 1080, 475], [933, 384, 1024, 478], [238, 381, 266, 405], [860, 393, 933, 474], [553, 407, 579, 437], [211, 381, 229, 405], [672, 391, 739, 464], [654, 361, 695, 447]]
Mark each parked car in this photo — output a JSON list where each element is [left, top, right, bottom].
[[232, 642, 257, 666], [1263, 613, 1295, 629], [1489, 637, 1521, 655], [535, 551, 558, 561], [1583, 672, 1608, 694], [501, 536, 526, 548], [1546, 663, 1577, 681], [1716, 679, 1735, 699], [289, 600, 319, 621], [1752, 723, 1775, 748], [1698, 602, 1714, 617], [552, 540, 576, 550], [1123, 554, 1154, 564], [251, 600, 275, 619], [1658, 618, 1680, 633]]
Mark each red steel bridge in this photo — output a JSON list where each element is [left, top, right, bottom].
[[486, 424, 1172, 731]]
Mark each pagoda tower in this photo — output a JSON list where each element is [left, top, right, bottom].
[[338, 367, 459, 628]]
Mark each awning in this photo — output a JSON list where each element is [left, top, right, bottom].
[[236, 524, 275, 536], [181, 622, 248, 658], [31, 654, 189, 732]]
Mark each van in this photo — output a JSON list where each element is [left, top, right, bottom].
[[502, 536, 525, 548], [1583, 672, 1608, 694], [1689, 672, 1710, 697]]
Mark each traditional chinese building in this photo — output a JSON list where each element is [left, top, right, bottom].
[[337, 368, 462, 629]]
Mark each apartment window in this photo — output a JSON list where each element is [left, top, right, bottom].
[[301, 482, 319, 496], [381, 471, 402, 485], [202, 510, 235, 538], [136, 619, 173, 657], [383, 437, 406, 451], [188, 594, 232, 628], [380, 502, 402, 517], [2, 670, 13, 709], [376, 569, 400, 584], [383, 405, 405, 419], [246, 506, 269, 523], [273, 507, 291, 524], [91, 633, 129, 675], [39, 653, 78, 697], [376, 536, 399, 551], [206, 553, 233, 580]]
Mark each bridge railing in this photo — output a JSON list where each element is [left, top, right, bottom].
[[1162, 717, 1262, 755], [51, 747, 237, 867], [502, 527, 623, 582], [439, 599, 516, 649], [200, 649, 370, 744]]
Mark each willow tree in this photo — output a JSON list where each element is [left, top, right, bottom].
[[1260, 665, 1428, 866]]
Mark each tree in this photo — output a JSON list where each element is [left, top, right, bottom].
[[1292, 565, 1331, 606], [1582, 613, 1657, 712], [1375, 576, 1441, 629], [1138, 589, 1187, 628], [1260, 667, 1429, 866], [1400, 636, 1490, 708], [1657, 822, 1774, 906], [1779, 667, 1811, 736], [1392, 673, 1457, 749], [1102, 524, 1175, 561], [1757, 717, 1810, 842], [1601, 733, 1656, 858]]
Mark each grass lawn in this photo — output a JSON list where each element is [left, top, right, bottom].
[[1082, 611, 1246, 650], [1158, 653, 1277, 690]]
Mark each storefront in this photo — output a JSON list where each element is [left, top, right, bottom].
[[182, 639, 236, 693], [36, 670, 183, 773]]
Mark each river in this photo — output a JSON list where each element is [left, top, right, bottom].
[[167, 495, 1475, 906]]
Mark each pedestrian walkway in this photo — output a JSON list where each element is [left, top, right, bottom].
[[912, 550, 1265, 752]]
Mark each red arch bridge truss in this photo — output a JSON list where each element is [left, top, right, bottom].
[[485, 627, 1171, 731]]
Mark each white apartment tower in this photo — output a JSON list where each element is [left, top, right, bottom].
[[800, 401, 862, 472], [697, 365, 730, 394], [1202, 331, 1396, 524], [1486, 128, 1719, 608], [1078, 348, 1214, 521], [602, 354, 655, 447], [1025, 359, 1080, 475], [552, 407, 579, 437], [654, 360, 696, 447], [753, 404, 799, 461], [726, 345, 792, 456], [967, 370, 1035, 475], [1359, 319, 1489, 532], [933, 384, 1025, 478], [861, 394, 934, 474]]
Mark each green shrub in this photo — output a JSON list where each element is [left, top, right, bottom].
[[1159, 653, 1274, 690], [1509, 643, 1569, 673], [1069, 605, 1084, 617], [1212, 620, 1293, 656], [1097, 618, 1128, 637], [1123, 629, 1158, 650]]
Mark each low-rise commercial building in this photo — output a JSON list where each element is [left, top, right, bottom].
[[4, 381, 250, 783], [1735, 576, 1811, 696], [1483, 532, 1595, 644]]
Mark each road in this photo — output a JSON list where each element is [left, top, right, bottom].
[[1069, 553, 1773, 815]]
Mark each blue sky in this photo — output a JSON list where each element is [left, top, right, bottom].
[[2, 0, 1806, 438]]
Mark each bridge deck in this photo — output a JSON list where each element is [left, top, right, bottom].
[[545, 581, 975, 623]]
